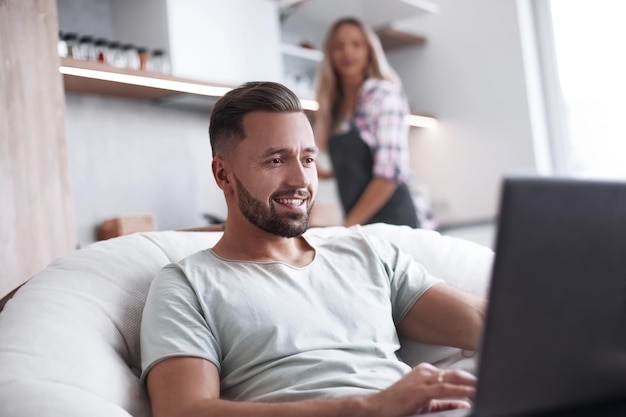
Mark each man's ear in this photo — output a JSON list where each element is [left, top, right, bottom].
[[212, 157, 233, 192]]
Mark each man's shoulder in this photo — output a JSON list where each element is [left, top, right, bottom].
[[305, 227, 393, 256], [304, 227, 368, 244], [153, 249, 215, 284], [172, 248, 215, 268]]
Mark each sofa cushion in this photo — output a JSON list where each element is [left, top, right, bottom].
[[0, 231, 219, 417]]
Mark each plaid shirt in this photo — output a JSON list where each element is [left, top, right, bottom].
[[352, 78, 412, 184]]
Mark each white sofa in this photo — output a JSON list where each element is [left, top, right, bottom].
[[0, 223, 494, 417]]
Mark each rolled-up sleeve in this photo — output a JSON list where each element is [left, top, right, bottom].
[[354, 79, 410, 183]]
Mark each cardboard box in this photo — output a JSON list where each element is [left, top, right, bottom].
[[98, 215, 155, 240]]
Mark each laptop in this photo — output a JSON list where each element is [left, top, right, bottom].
[[421, 176, 626, 417]]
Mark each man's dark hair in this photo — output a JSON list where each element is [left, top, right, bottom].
[[209, 81, 303, 158]]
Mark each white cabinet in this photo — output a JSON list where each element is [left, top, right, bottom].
[[276, 0, 439, 28], [110, 0, 283, 86], [281, 43, 322, 99], [277, 0, 437, 99]]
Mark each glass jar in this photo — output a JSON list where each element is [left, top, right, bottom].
[[94, 38, 108, 63], [64, 32, 79, 59], [57, 31, 68, 58], [107, 41, 126, 67], [148, 49, 171, 74], [137, 47, 150, 71], [78, 35, 96, 61], [122, 44, 140, 70]]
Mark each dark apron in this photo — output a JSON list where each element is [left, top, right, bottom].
[[328, 125, 419, 228]]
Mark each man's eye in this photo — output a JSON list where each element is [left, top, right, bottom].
[[305, 157, 315, 164], [272, 158, 282, 164]]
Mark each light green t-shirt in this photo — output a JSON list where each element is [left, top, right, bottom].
[[140, 231, 441, 401]]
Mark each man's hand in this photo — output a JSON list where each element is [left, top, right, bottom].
[[363, 362, 475, 416]]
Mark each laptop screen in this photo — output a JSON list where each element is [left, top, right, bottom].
[[474, 177, 626, 416]]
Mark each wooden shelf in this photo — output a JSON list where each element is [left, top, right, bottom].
[[281, 28, 425, 59], [376, 27, 427, 51], [60, 57, 235, 100], [281, 43, 323, 62]]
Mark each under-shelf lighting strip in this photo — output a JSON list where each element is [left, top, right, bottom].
[[59, 65, 233, 97], [59, 65, 436, 128], [406, 113, 438, 129]]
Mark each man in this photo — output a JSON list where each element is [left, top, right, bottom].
[[141, 81, 487, 417]]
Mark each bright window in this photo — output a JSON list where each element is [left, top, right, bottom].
[[549, 0, 626, 178]]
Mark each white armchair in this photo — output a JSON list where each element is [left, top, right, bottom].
[[0, 224, 493, 417]]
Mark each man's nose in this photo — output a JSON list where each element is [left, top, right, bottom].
[[285, 161, 310, 188]]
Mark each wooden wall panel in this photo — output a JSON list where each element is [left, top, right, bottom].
[[0, 0, 76, 299]]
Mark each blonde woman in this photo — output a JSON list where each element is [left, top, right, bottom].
[[314, 17, 419, 228]]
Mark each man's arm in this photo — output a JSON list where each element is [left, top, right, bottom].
[[147, 356, 477, 417], [397, 283, 487, 351]]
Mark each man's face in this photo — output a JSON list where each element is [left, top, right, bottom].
[[229, 111, 318, 237], [234, 174, 312, 237]]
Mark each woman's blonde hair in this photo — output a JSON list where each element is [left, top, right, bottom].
[[314, 17, 401, 150]]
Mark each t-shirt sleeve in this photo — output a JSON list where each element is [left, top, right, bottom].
[[366, 234, 443, 324], [140, 263, 221, 386]]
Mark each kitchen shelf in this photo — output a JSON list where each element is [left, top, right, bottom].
[[376, 27, 427, 51], [60, 57, 235, 100], [281, 26, 426, 62], [59, 58, 436, 128], [281, 43, 323, 62]]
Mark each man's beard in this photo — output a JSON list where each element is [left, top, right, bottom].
[[234, 176, 313, 238]]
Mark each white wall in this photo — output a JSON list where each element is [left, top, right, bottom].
[[64, 94, 226, 247], [389, 0, 538, 225]]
